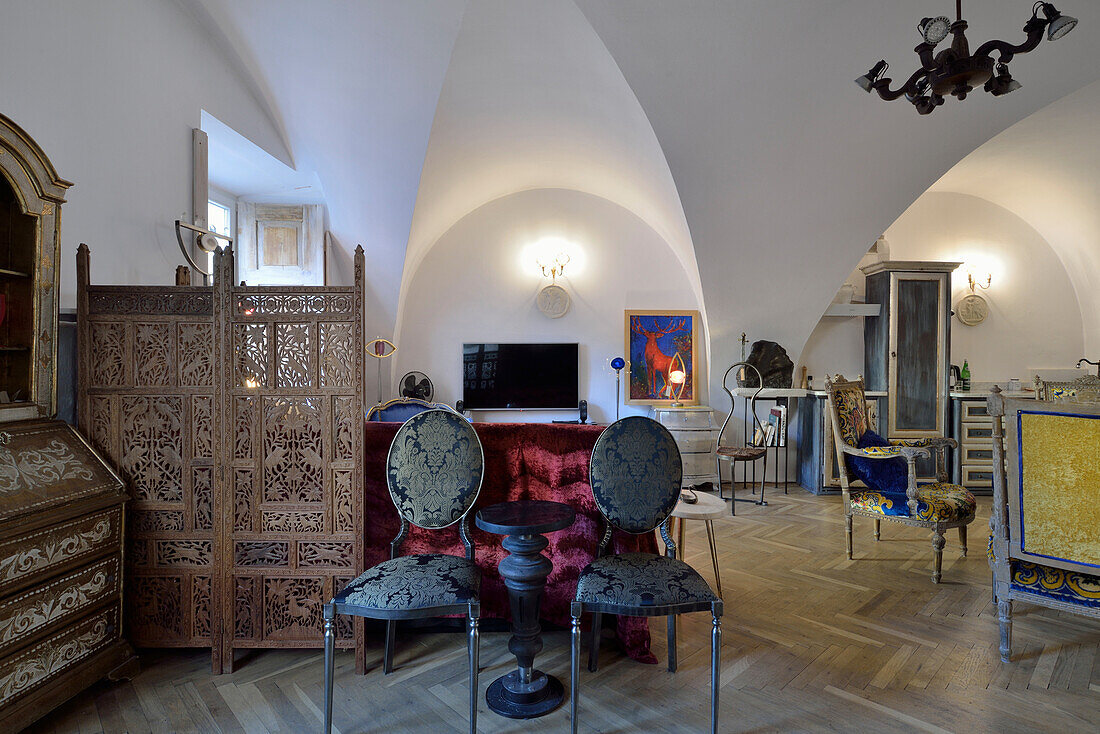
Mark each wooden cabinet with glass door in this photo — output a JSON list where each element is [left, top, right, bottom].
[[0, 113, 69, 423]]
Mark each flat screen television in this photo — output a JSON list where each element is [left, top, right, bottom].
[[462, 343, 579, 410]]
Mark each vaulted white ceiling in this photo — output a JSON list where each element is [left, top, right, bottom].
[[191, 0, 1099, 371]]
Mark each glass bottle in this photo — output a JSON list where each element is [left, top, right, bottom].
[[960, 360, 971, 392]]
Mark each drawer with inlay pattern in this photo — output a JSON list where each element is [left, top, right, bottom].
[[0, 602, 119, 709], [0, 556, 119, 656], [0, 508, 121, 597]]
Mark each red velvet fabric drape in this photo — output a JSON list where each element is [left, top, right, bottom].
[[363, 422, 657, 663]]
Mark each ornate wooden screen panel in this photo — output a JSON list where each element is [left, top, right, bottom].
[[213, 247, 365, 673], [76, 245, 220, 666]]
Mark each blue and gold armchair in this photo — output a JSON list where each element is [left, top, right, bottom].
[[988, 389, 1100, 662], [825, 375, 975, 583]]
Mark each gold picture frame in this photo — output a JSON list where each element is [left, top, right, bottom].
[[624, 309, 700, 406]]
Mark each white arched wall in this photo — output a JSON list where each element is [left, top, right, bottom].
[[1, 0, 290, 307], [930, 79, 1100, 354], [798, 192, 1085, 382], [396, 0, 705, 381], [392, 188, 704, 422]]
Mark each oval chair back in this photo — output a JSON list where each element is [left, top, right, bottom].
[[386, 409, 485, 530], [589, 416, 682, 535], [718, 361, 766, 447]]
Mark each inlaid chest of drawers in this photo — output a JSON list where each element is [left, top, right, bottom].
[[653, 406, 719, 490], [0, 419, 136, 731]]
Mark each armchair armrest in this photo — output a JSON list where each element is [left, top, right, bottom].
[[839, 444, 930, 460], [839, 444, 928, 515], [891, 436, 957, 450]]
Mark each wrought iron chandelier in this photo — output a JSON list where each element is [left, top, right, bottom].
[[856, 1, 1077, 114]]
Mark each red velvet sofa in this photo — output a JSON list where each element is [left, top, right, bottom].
[[364, 421, 658, 662]]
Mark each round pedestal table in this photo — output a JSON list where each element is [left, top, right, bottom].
[[475, 499, 576, 719]]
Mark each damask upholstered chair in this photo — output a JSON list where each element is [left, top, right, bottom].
[[571, 416, 722, 734], [715, 361, 769, 514], [824, 375, 976, 583], [323, 410, 484, 734], [988, 390, 1100, 661]]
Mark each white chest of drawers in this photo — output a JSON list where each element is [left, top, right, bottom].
[[653, 406, 719, 489]]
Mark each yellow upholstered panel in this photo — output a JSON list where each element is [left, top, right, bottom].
[[1019, 413, 1100, 567]]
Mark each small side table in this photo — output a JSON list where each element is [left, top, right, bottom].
[[671, 492, 725, 600], [476, 499, 576, 719]]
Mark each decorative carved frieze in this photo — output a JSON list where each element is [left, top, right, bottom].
[[87, 289, 213, 316]]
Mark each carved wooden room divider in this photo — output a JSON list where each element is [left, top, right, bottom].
[[78, 245, 366, 673]]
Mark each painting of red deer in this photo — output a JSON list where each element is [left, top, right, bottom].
[[624, 310, 699, 405]]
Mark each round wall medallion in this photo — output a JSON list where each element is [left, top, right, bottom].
[[537, 284, 570, 318], [956, 293, 989, 326]]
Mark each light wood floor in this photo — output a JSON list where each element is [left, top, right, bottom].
[[27, 490, 1100, 733]]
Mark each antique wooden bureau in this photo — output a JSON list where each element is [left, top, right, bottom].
[[0, 420, 136, 730]]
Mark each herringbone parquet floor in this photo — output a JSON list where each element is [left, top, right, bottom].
[[27, 490, 1100, 733]]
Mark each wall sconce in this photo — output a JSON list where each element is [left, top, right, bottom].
[[535, 252, 571, 319], [968, 272, 992, 291], [957, 270, 991, 326], [537, 252, 570, 283]]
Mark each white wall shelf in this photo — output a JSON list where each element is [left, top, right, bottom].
[[823, 303, 881, 318]]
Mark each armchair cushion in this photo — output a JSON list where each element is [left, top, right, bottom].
[[575, 552, 719, 608], [846, 430, 908, 491], [336, 554, 479, 611], [850, 483, 976, 522], [1010, 560, 1100, 609]]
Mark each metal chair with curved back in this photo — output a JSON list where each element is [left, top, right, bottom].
[[323, 410, 485, 734], [716, 362, 769, 515], [570, 416, 723, 734]]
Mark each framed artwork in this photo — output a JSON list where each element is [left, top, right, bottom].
[[624, 310, 700, 406]]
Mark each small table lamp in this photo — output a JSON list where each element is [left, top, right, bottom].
[[669, 369, 687, 408]]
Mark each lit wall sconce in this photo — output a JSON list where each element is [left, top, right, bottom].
[[957, 269, 992, 326], [968, 271, 992, 291], [535, 251, 571, 319], [537, 252, 570, 283], [244, 377, 260, 389]]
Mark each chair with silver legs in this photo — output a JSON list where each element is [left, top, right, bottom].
[[716, 362, 768, 515], [322, 409, 485, 734], [570, 416, 723, 734]]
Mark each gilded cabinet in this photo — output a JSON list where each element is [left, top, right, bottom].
[[863, 261, 958, 480], [0, 114, 70, 423]]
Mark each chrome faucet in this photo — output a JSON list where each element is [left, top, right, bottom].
[[1077, 358, 1100, 376]]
